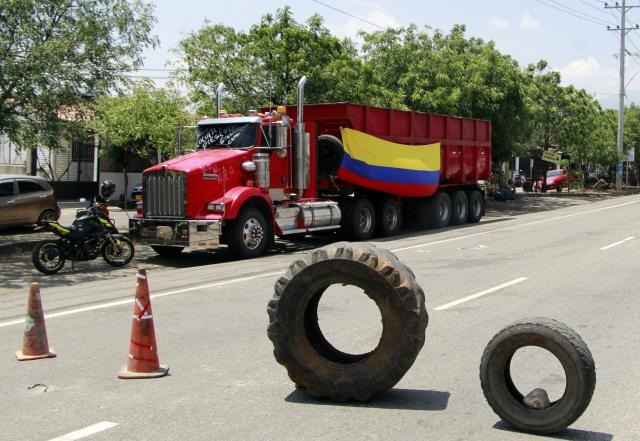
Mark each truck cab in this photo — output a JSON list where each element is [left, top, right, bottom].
[[130, 77, 491, 259]]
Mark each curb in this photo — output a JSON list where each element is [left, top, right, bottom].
[[0, 237, 43, 256], [518, 190, 637, 198]]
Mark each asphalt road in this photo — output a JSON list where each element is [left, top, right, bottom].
[[0, 194, 638, 440]]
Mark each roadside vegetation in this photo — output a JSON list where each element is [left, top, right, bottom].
[[0, 3, 638, 175]]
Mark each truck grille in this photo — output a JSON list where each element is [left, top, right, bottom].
[[144, 171, 186, 218]]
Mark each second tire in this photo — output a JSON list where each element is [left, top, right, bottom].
[[267, 242, 428, 402]]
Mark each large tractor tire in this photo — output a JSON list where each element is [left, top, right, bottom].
[[267, 242, 428, 402], [479, 318, 596, 434]]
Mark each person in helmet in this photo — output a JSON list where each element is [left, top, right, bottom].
[[100, 180, 115, 199], [94, 180, 115, 205]]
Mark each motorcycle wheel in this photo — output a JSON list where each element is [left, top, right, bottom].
[[102, 236, 135, 267], [32, 240, 66, 274]]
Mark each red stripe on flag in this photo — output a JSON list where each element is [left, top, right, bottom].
[[338, 168, 439, 197]]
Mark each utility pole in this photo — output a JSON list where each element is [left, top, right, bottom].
[[607, 0, 639, 191]]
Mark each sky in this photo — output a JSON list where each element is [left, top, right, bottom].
[[137, 0, 640, 109]]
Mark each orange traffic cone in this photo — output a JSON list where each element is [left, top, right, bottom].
[[16, 283, 56, 361], [118, 268, 168, 379]]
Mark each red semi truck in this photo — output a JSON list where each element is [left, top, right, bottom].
[[129, 78, 491, 258]]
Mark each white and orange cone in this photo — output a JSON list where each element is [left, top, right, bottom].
[[16, 283, 56, 361], [118, 269, 168, 379]]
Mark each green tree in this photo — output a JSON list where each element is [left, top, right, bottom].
[[590, 108, 618, 168], [176, 7, 367, 114], [625, 104, 640, 164], [90, 82, 190, 202], [0, 0, 157, 151], [360, 25, 528, 161], [524, 61, 614, 169]]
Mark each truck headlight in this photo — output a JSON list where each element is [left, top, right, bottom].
[[207, 202, 226, 213], [241, 161, 256, 172]]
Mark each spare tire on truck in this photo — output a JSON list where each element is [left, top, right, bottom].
[[267, 242, 428, 402], [479, 318, 596, 434], [317, 134, 344, 179]]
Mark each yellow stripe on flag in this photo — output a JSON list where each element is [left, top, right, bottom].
[[340, 128, 440, 172]]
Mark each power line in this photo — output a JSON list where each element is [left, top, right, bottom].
[[536, 0, 611, 26], [310, 0, 386, 30], [575, 0, 615, 15], [535, 0, 613, 26]]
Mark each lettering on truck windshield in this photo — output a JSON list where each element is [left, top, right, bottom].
[[197, 124, 257, 149]]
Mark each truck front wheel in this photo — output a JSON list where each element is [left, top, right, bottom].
[[229, 207, 272, 258]]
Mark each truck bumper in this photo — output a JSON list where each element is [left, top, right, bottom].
[[129, 218, 222, 250]]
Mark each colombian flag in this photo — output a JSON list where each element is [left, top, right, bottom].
[[337, 128, 441, 197]]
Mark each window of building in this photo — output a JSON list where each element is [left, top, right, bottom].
[[72, 139, 95, 162]]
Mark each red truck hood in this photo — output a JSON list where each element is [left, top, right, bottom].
[[145, 149, 250, 173]]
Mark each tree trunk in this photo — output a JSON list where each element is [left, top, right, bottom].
[[30, 147, 38, 176]]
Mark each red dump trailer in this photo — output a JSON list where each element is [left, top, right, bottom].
[[130, 78, 492, 258]]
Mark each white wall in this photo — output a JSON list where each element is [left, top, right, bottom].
[[100, 171, 142, 201], [0, 132, 28, 174]]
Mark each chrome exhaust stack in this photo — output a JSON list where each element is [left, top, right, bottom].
[[216, 83, 225, 117], [295, 76, 309, 196]]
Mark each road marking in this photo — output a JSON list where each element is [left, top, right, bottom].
[[0, 271, 283, 329], [390, 199, 640, 253], [600, 236, 635, 250], [48, 422, 117, 441], [2, 199, 637, 329], [433, 277, 528, 311]]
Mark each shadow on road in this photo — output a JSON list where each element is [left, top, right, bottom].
[[0, 237, 338, 292], [484, 193, 616, 218], [0, 193, 625, 293], [492, 421, 613, 440], [285, 387, 450, 411]]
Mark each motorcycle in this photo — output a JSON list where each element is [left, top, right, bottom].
[[31, 181, 135, 274], [514, 171, 527, 187]]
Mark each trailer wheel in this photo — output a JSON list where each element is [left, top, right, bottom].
[[228, 207, 271, 258], [375, 197, 403, 237], [428, 192, 451, 228], [450, 191, 468, 225], [468, 190, 483, 223], [267, 242, 428, 402], [343, 197, 376, 241], [480, 318, 596, 434]]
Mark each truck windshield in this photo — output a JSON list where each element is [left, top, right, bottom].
[[197, 123, 258, 149]]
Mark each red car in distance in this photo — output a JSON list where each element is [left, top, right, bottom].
[[534, 169, 577, 192]]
